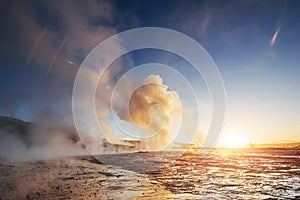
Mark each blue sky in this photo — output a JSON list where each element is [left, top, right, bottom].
[[0, 0, 299, 143]]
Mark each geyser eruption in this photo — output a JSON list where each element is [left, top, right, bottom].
[[114, 75, 181, 150]]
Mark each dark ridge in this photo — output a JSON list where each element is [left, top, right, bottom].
[[0, 115, 83, 148], [0, 115, 32, 147]]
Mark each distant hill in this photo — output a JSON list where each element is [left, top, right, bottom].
[[269, 140, 299, 144], [254, 140, 300, 148], [0, 116, 33, 147], [0, 116, 84, 162], [0, 116, 81, 146]]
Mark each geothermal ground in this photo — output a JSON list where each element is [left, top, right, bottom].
[[0, 149, 299, 199], [0, 156, 172, 200]]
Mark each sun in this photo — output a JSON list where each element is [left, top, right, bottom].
[[218, 132, 248, 148]]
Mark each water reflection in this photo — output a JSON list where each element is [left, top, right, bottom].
[[149, 148, 300, 199], [95, 148, 299, 199]]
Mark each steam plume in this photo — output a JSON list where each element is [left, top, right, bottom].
[[116, 75, 181, 150]]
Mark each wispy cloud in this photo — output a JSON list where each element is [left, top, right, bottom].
[[0, 0, 120, 119], [270, 26, 281, 47], [0, 0, 129, 160]]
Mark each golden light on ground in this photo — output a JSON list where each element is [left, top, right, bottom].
[[217, 131, 249, 148]]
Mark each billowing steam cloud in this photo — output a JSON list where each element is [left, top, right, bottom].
[[0, 0, 132, 162], [114, 75, 181, 150], [1, 1, 204, 161]]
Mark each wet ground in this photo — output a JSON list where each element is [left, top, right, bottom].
[[0, 148, 299, 199], [0, 157, 170, 199], [146, 149, 300, 199]]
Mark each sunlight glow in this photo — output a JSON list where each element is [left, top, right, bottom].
[[218, 132, 249, 148]]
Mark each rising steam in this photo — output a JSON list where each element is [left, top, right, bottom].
[[115, 75, 181, 150]]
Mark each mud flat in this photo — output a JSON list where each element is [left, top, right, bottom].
[[0, 156, 172, 200], [1, 149, 299, 199]]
